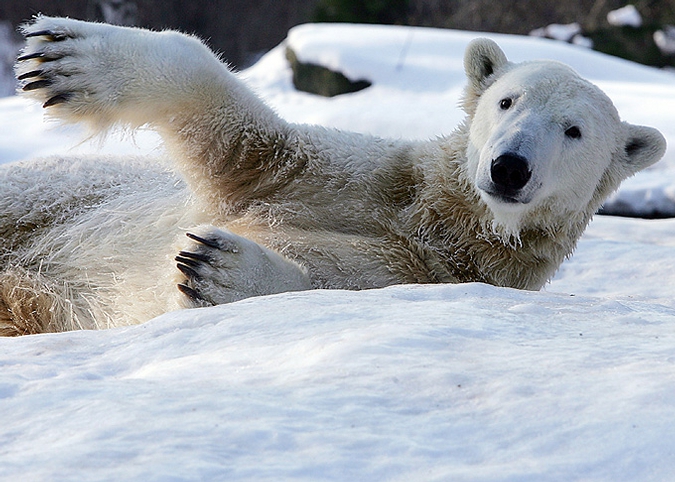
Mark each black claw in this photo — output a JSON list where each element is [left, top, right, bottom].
[[175, 255, 202, 269], [176, 262, 201, 280], [25, 29, 54, 38], [177, 283, 207, 302], [22, 79, 52, 91], [177, 250, 211, 263], [43, 94, 69, 108], [186, 232, 221, 250], [17, 52, 63, 63], [25, 30, 67, 41], [17, 70, 43, 81], [17, 52, 44, 62]]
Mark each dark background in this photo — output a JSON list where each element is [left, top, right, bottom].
[[1, 0, 674, 68]]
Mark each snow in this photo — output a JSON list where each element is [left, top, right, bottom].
[[2, 23, 675, 480], [607, 5, 643, 28], [530, 22, 582, 42], [654, 25, 675, 56], [4, 284, 675, 480], [571, 34, 594, 49]]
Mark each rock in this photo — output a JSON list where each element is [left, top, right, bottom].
[[285, 46, 371, 97]]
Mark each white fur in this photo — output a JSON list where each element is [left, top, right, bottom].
[[3, 17, 666, 335]]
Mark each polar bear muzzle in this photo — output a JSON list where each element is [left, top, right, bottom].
[[488, 153, 532, 203]]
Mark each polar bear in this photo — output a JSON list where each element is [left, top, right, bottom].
[[4, 16, 665, 335]]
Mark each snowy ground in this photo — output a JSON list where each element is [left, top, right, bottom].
[[1, 23, 675, 481]]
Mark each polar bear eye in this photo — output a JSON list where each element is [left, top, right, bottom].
[[565, 126, 582, 139], [499, 98, 512, 110]]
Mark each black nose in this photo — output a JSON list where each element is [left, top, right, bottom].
[[490, 154, 531, 192]]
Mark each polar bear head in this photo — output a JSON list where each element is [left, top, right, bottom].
[[462, 38, 666, 235]]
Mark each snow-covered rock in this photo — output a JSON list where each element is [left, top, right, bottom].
[[607, 5, 643, 28], [530, 22, 582, 42], [654, 25, 675, 55]]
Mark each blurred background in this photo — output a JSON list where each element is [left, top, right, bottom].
[[0, 0, 673, 96]]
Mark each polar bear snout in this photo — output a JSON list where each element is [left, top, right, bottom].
[[489, 153, 532, 202]]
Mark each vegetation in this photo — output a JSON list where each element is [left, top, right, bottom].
[[313, 0, 409, 25], [1, 1, 674, 69]]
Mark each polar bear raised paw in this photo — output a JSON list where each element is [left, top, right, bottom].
[[16, 15, 226, 129], [17, 16, 134, 125], [176, 228, 311, 308]]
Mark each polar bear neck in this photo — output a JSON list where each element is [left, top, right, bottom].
[[413, 124, 591, 290]]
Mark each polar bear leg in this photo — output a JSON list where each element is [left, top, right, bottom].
[[16, 16, 296, 209], [16, 16, 228, 128], [175, 227, 311, 307]]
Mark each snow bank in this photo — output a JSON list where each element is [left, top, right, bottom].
[[3, 283, 675, 481]]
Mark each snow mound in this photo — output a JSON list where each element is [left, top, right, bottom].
[[3, 283, 675, 480]]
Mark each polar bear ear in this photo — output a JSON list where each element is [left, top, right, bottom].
[[619, 123, 667, 176], [464, 38, 509, 92]]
